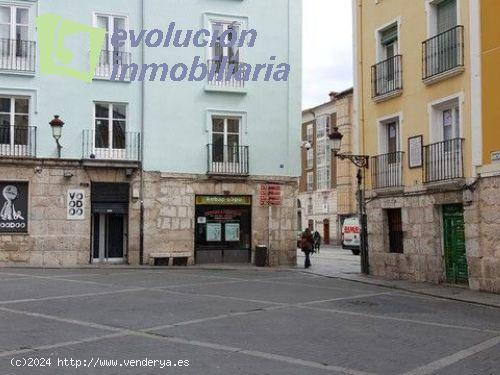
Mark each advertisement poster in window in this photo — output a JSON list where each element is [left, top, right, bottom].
[[0, 182, 28, 233], [225, 223, 240, 242], [206, 223, 222, 242]]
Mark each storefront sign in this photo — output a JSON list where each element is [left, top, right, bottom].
[[0, 182, 28, 233], [196, 196, 251, 206], [67, 189, 85, 220]]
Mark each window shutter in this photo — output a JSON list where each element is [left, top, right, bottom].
[[437, 0, 457, 33], [381, 24, 398, 45], [330, 113, 337, 129]]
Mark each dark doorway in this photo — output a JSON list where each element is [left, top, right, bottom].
[[195, 196, 252, 264], [323, 219, 330, 245]]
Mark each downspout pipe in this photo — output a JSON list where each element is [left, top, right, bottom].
[[139, 0, 145, 265]]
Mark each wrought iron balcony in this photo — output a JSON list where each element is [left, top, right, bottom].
[[423, 138, 464, 183], [0, 39, 36, 73], [371, 55, 403, 98], [207, 144, 249, 176], [82, 129, 140, 161], [206, 59, 245, 89], [422, 26, 464, 81], [0, 125, 36, 157], [95, 50, 132, 79], [371, 151, 404, 189]]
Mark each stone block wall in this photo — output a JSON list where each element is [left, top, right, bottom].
[[367, 190, 463, 284], [463, 175, 500, 293], [142, 172, 298, 267], [0, 160, 139, 267]]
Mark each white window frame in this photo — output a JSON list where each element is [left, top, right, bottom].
[[204, 13, 248, 64], [0, 4, 30, 41], [306, 123, 313, 142], [377, 113, 403, 154], [0, 95, 30, 155], [307, 172, 314, 192], [374, 18, 401, 63], [93, 102, 128, 159], [316, 115, 331, 191], [427, 93, 463, 143], [306, 148, 314, 170], [211, 115, 242, 161], [425, 0, 460, 38], [93, 13, 129, 78]]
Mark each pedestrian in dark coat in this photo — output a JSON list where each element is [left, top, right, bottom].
[[313, 230, 322, 254], [300, 228, 315, 269]]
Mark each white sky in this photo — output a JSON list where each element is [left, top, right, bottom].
[[302, 0, 353, 109]]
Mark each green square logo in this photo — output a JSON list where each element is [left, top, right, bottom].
[[36, 14, 106, 83]]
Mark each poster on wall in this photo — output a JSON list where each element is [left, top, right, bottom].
[[67, 189, 85, 220], [0, 182, 28, 233], [225, 223, 240, 242], [206, 223, 222, 242]]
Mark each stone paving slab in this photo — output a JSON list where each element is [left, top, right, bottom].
[[157, 305, 496, 375]]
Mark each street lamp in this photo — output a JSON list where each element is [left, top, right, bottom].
[[49, 115, 64, 158], [328, 127, 370, 275]]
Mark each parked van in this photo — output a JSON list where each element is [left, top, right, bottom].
[[341, 217, 360, 255]]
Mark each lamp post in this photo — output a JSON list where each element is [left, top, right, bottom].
[[49, 115, 64, 158], [328, 127, 370, 275]]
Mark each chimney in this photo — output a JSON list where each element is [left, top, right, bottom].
[[329, 92, 337, 101]]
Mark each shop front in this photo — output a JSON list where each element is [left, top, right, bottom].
[[195, 195, 252, 264]]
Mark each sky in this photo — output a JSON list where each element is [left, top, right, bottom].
[[302, 0, 353, 109]]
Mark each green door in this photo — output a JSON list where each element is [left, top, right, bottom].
[[442, 204, 468, 284]]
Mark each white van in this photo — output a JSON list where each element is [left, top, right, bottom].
[[341, 217, 361, 255]]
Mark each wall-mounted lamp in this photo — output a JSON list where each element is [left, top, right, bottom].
[[49, 115, 65, 158]]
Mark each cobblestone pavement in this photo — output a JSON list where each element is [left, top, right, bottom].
[[0, 268, 499, 375]]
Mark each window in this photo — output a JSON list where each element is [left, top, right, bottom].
[[0, 97, 29, 146], [211, 117, 241, 163], [306, 124, 313, 142], [94, 14, 129, 77], [437, 0, 457, 34], [380, 24, 398, 61], [307, 172, 314, 192], [307, 197, 313, 214], [387, 209, 403, 253], [94, 103, 127, 154], [0, 6, 28, 42], [306, 148, 314, 169], [430, 97, 460, 143], [210, 20, 241, 76], [322, 196, 329, 214], [316, 116, 331, 191]]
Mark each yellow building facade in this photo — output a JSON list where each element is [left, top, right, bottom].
[[354, 0, 499, 293]]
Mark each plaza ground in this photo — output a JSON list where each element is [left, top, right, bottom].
[[0, 264, 499, 374]]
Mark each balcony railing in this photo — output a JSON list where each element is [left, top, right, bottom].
[[0, 39, 36, 73], [206, 59, 245, 89], [423, 138, 464, 183], [371, 55, 403, 98], [0, 125, 36, 157], [82, 129, 140, 161], [371, 151, 404, 189], [422, 26, 464, 81], [95, 50, 132, 79], [207, 144, 249, 176]]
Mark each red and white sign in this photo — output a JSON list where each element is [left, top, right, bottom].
[[260, 184, 282, 206]]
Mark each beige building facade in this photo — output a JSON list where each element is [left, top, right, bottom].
[[298, 89, 358, 244], [354, 0, 499, 293]]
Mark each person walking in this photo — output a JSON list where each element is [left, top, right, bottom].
[[313, 230, 322, 254], [300, 228, 315, 269]]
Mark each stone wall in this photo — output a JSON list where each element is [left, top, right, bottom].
[[463, 174, 500, 293], [142, 172, 298, 267], [367, 189, 463, 284], [0, 159, 297, 268], [0, 159, 139, 267]]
